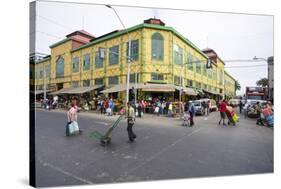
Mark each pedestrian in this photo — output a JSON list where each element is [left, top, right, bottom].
[[66, 102, 82, 136], [255, 101, 263, 125], [201, 100, 206, 115], [239, 99, 243, 114], [161, 101, 166, 115], [165, 101, 170, 115], [104, 98, 109, 115], [207, 100, 211, 115], [218, 99, 227, 126], [189, 101, 195, 126], [184, 101, 189, 113], [109, 98, 114, 116], [126, 102, 136, 143], [168, 102, 173, 117]]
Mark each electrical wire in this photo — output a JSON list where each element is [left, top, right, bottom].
[[37, 14, 75, 31]]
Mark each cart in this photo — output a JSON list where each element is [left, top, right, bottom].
[[89, 115, 124, 146], [225, 106, 239, 126], [182, 112, 190, 127]]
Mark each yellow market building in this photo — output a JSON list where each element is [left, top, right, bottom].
[[32, 18, 236, 103]]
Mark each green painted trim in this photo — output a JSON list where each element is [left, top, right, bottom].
[[71, 23, 144, 52], [70, 23, 209, 60], [49, 38, 71, 48]]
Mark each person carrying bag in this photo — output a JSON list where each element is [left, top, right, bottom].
[[66, 103, 82, 136]]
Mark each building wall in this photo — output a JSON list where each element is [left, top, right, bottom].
[[34, 59, 51, 89], [224, 71, 236, 98], [50, 40, 73, 88], [34, 23, 237, 100]]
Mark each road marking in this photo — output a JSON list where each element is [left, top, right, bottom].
[[95, 121, 109, 126], [118, 127, 203, 178], [38, 158, 94, 185]]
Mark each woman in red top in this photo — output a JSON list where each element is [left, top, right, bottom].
[[219, 99, 227, 126]]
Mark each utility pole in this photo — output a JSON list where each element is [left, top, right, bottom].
[[106, 5, 131, 106]]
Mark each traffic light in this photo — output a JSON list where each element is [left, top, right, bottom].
[[206, 58, 212, 69]]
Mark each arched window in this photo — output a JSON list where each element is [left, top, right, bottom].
[[151, 32, 164, 60], [56, 56, 64, 78]]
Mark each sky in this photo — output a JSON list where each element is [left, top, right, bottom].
[[33, 1, 274, 96]]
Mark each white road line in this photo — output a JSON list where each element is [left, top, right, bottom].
[[38, 158, 94, 185], [95, 121, 109, 126]]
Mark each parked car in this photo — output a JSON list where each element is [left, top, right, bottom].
[[192, 100, 205, 115], [192, 98, 217, 115]]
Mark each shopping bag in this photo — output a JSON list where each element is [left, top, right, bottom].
[[72, 121, 79, 132], [67, 121, 79, 135]]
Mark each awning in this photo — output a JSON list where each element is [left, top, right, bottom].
[[63, 85, 103, 94], [50, 85, 103, 95], [49, 88, 70, 95], [32, 89, 53, 95], [173, 86, 198, 96], [184, 87, 198, 96], [202, 89, 220, 96], [197, 89, 204, 96], [101, 83, 176, 93], [101, 83, 144, 93], [141, 83, 175, 92]]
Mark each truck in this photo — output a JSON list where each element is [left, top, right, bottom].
[[245, 87, 267, 101]]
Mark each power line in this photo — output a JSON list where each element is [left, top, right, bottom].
[[36, 30, 63, 39], [37, 14, 75, 31], [225, 65, 267, 68], [223, 59, 266, 63]]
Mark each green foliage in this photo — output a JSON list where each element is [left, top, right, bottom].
[[256, 78, 268, 87]]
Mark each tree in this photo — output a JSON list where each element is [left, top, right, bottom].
[[256, 78, 268, 87], [235, 80, 241, 91]]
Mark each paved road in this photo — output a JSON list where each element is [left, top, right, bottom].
[[35, 109, 273, 187]]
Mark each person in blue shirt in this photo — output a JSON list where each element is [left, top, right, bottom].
[[109, 98, 115, 116]]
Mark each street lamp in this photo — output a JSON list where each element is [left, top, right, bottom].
[[106, 5, 131, 106], [253, 56, 267, 62]]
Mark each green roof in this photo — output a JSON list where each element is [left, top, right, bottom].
[[70, 23, 209, 59]]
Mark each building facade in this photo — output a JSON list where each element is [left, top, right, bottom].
[[32, 18, 236, 101]]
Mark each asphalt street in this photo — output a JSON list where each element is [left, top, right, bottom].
[[35, 109, 273, 187]]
